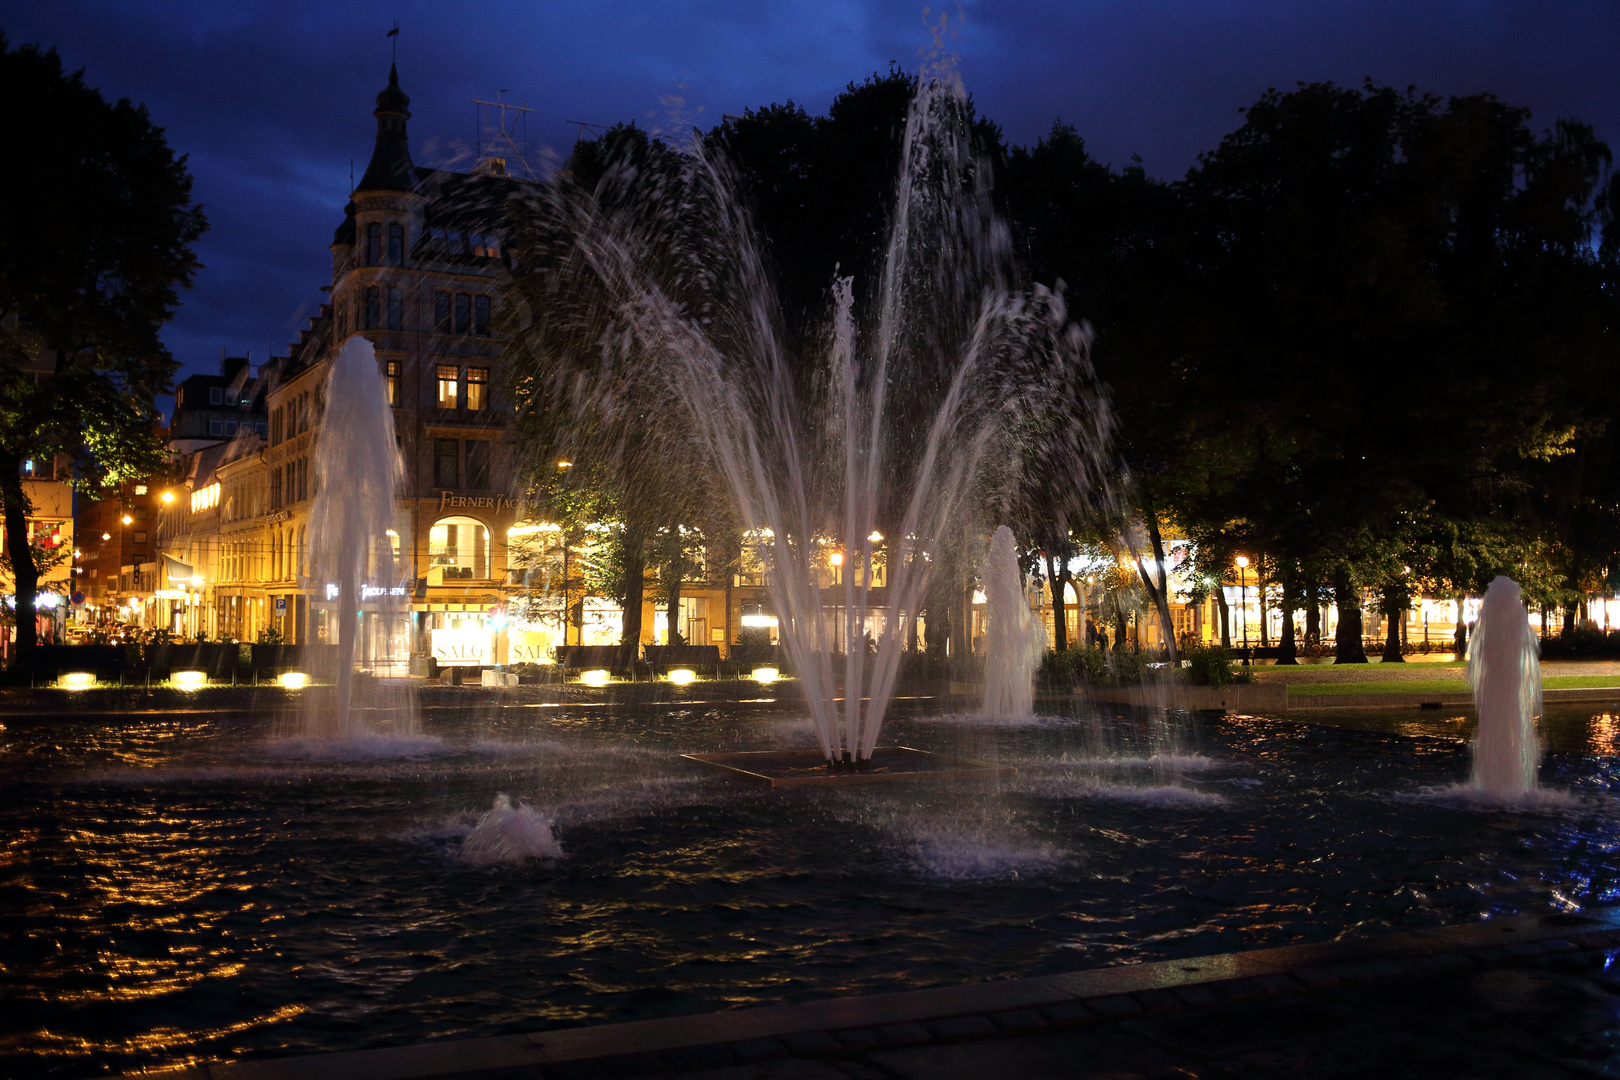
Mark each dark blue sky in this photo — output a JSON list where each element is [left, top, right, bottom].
[[4, 1, 1616, 383]]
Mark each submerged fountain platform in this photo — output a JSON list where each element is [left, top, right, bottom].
[[681, 746, 1014, 787]]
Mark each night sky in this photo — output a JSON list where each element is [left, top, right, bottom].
[[3, 1, 1616, 385]]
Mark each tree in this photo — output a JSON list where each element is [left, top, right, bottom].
[[0, 36, 205, 668]]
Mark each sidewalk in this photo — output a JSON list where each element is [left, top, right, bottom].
[[150, 907, 1620, 1080]]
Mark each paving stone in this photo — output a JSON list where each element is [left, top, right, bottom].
[[1169, 984, 1222, 1009], [1471, 945, 1514, 965], [875, 1023, 931, 1047], [1249, 974, 1302, 996], [1539, 938, 1579, 954], [988, 1010, 1046, 1033], [924, 1016, 997, 1041], [1130, 988, 1185, 1014], [1504, 941, 1550, 959], [659, 1044, 733, 1071], [777, 1032, 838, 1055], [1036, 1001, 1097, 1027], [726, 1038, 787, 1063], [547, 1052, 661, 1079], [1287, 968, 1340, 991], [829, 1028, 885, 1052], [1085, 994, 1144, 1020], [1359, 960, 1405, 981]]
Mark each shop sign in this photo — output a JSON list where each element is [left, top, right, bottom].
[[432, 627, 492, 666], [507, 630, 555, 664], [437, 491, 543, 514]]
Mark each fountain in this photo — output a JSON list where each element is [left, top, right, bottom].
[[298, 336, 420, 742], [515, 68, 1113, 770], [981, 525, 1046, 720], [1467, 575, 1542, 799]]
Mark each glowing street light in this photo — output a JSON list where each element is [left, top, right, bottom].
[[121, 515, 133, 525], [1235, 556, 1250, 656], [101, 532, 111, 541], [557, 460, 573, 469], [161, 491, 176, 504]]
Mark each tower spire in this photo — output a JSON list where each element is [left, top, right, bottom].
[[355, 62, 415, 193]]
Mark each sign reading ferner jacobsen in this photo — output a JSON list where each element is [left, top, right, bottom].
[[437, 491, 542, 513], [431, 628, 493, 667]]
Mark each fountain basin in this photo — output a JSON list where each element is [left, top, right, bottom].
[[680, 746, 1014, 787]]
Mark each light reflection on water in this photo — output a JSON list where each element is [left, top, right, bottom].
[[3, 699, 1620, 1078]]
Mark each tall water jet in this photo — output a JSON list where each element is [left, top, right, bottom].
[[1468, 575, 1542, 799], [506, 67, 1114, 763], [981, 525, 1045, 720], [303, 336, 412, 738]]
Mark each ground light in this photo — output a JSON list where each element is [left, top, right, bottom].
[[278, 672, 309, 690], [668, 668, 696, 685], [171, 670, 206, 690], [59, 672, 95, 690], [751, 666, 780, 685], [580, 669, 610, 687]]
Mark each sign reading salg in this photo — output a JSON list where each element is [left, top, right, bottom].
[[431, 627, 493, 667]]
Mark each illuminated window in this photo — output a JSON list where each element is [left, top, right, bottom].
[[429, 515, 490, 579], [436, 365, 458, 409], [190, 483, 220, 514], [386, 361, 400, 406], [466, 367, 488, 411]]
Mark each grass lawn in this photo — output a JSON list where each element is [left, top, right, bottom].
[[1289, 674, 1620, 696]]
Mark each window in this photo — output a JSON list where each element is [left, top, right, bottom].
[[388, 222, 404, 265], [429, 515, 490, 579], [474, 295, 490, 336], [208, 419, 223, 436], [466, 367, 488, 411], [134, 485, 147, 495], [434, 291, 451, 333], [225, 421, 238, 435], [433, 439, 459, 487], [464, 440, 490, 489], [209, 387, 223, 405], [386, 285, 402, 330], [436, 365, 459, 409], [133, 531, 148, 544], [454, 293, 471, 334], [366, 222, 381, 266], [297, 458, 308, 502], [364, 286, 380, 330], [386, 361, 400, 406], [270, 467, 282, 508]]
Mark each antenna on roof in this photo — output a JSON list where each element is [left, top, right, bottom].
[[567, 119, 607, 142], [472, 90, 537, 178]]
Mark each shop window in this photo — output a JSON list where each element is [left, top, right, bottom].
[[466, 367, 488, 411], [436, 365, 459, 409], [474, 295, 490, 336], [433, 439, 458, 487], [465, 440, 490, 489], [429, 515, 490, 579]]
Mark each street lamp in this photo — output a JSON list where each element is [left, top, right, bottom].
[[1235, 556, 1250, 658]]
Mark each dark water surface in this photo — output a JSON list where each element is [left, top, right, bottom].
[[4, 697, 1620, 1077]]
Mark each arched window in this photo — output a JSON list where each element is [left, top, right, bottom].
[[297, 526, 308, 578], [388, 222, 404, 265], [366, 222, 381, 266], [429, 515, 490, 580]]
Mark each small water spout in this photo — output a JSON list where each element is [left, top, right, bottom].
[[981, 525, 1045, 720], [1468, 575, 1542, 799]]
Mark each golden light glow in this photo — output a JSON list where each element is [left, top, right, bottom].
[[171, 670, 207, 690], [1235, 555, 1250, 569], [751, 666, 780, 684], [580, 668, 610, 687], [121, 515, 133, 525], [829, 552, 844, 566], [60, 672, 96, 690], [190, 483, 220, 514], [668, 668, 696, 685], [557, 460, 573, 469], [101, 533, 111, 541], [278, 672, 309, 690], [161, 491, 176, 504], [868, 531, 884, 542]]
